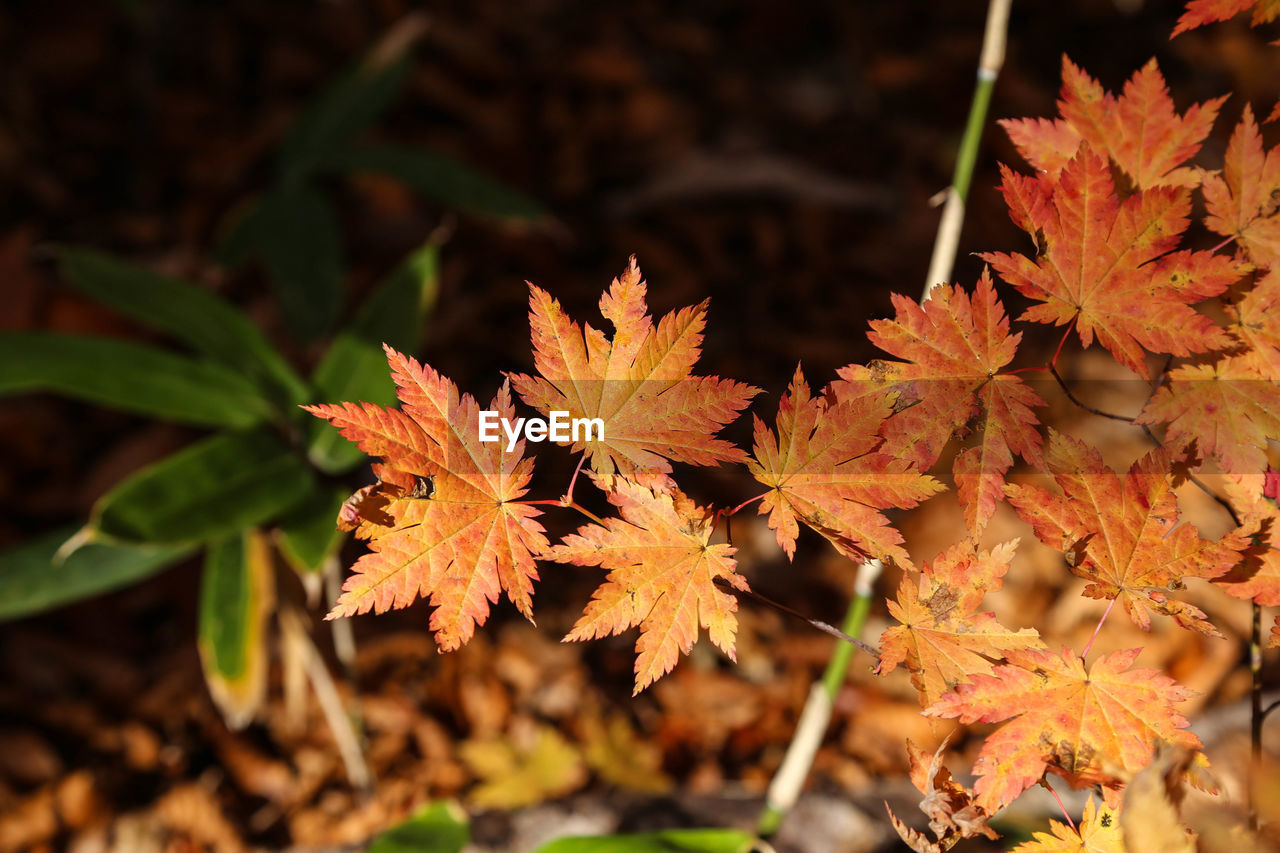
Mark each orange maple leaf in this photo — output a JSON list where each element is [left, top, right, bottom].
[[545, 475, 747, 693], [746, 367, 943, 565], [1173, 0, 1280, 35], [1004, 431, 1247, 636], [1213, 472, 1280, 607], [877, 540, 1044, 707], [1001, 57, 1224, 189], [509, 258, 759, 481], [837, 273, 1044, 536], [304, 347, 548, 650], [1137, 357, 1280, 477], [1229, 269, 1280, 377], [982, 145, 1245, 378], [1202, 106, 1280, 268], [925, 646, 1201, 813]]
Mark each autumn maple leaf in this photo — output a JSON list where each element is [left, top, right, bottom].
[[1001, 57, 1224, 189], [545, 475, 747, 693], [982, 145, 1245, 378], [1202, 106, 1280, 268], [1173, 0, 1280, 35], [304, 346, 548, 650], [1212, 472, 1280, 607], [1137, 357, 1280, 477], [1011, 797, 1123, 853], [746, 367, 943, 565], [926, 646, 1201, 813], [509, 258, 759, 481], [1229, 269, 1280, 377], [835, 273, 1044, 536], [1004, 431, 1247, 636], [877, 540, 1044, 707]]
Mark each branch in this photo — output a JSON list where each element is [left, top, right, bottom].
[[712, 576, 881, 659]]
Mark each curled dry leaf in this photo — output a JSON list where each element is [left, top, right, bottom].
[[886, 736, 998, 853]]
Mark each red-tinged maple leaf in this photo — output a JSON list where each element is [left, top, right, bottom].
[[1002, 58, 1224, 189], [745, 366, 943, 565], [1201, 106, 1280, 267], [304, 347, 548, 651], [1136, 357, 1280, 476], [877, 540, 1044, 707], [887, 737, 999, 853], [1004, 431, 1247, 636], [508, 258, 759, 481], [1011, 797, 1123, 853], [1228, 269, 1280, 378], [925, 646, 1201, 813], [1173, 0, 1280, 35], [1213, 473, 1280, 606], [545, 475, 746, 693], [836, 273, 1044, 536], [982, 146, 1245, 378]]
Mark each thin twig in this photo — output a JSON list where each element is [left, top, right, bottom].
[[1049, 364, 1137, 422], [1250, 602, 1263, 831], [713, 576, 881, 659]]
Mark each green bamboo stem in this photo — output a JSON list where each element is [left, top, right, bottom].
[[755, 0, 1013, 838], [758, 561, 880, 837], [924, 0, 1012, 298]]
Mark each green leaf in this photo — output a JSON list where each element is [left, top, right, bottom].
[[306, 242, 439, 473], [91, 428, 315, 544], [0, 332, 274, 427], [320, 145, 546, 220], [0, 525, 193, 621], [534, 829, 756, 853], [368, 801, 470, 853], [220, 186, 344, 341], [219, 187, 345, 342], [276, 486, 349, 573], [58, 248, 310, 407], [278, 56, 412, 184], [199, 530, 273, 729]]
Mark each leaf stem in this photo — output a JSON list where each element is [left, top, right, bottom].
[[1211, 234, 1238, 253], [1080, 596, 1116, 660], [563, 454, 587, 503], [1043, 778, 1076, 831], [728, 492, 769, 517], [1050, 317, 1078, 370], [521, 498, 607, 526]]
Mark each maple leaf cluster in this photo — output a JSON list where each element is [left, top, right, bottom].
[[308, 259, 941, 693], [306, 6, 1280, 837]]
